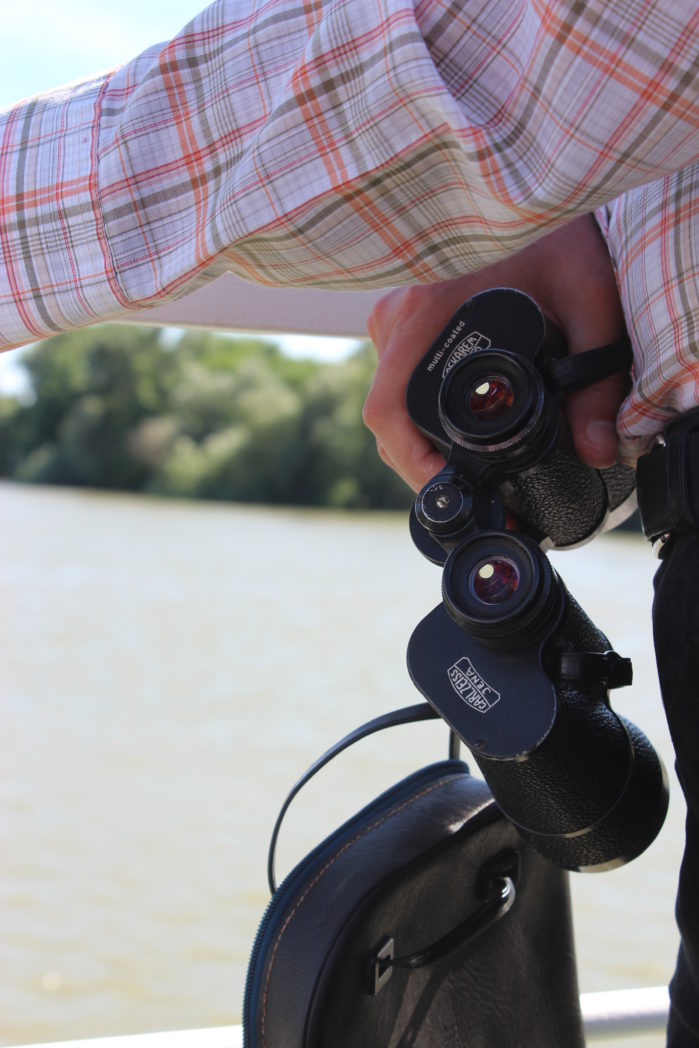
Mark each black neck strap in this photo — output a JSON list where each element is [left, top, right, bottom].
[[542, 337, 632, 395], [267, 702, 458, 893]]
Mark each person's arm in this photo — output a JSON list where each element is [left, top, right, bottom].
[[1, 0, 697, 352]]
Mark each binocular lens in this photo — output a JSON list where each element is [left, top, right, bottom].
[[467, 377, 515, 422], [470, 557, 519, 605], [443, 531, 562, 645], [439, 351, 543, 452]]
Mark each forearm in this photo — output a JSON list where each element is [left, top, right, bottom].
[[1, 0, 697, 350]]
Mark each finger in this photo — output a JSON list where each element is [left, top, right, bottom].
[[564, 369, 629, 468], [367, 288, 410, 359], [542, 215, 629, 469], [557, 309, 629, 469], [364, 377, 445, 491], [375, 441, 394, 469], [369, 408, 446, 491], [366, 304, 384, 356]]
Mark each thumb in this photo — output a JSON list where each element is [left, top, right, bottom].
[[563, 364, 629, 469], [529, 213, 630, 469]]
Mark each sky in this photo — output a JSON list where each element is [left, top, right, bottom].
[[1, 0, 211, 108], [0, 1, 361, 391]]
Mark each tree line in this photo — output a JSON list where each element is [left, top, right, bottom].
[[0, 326, 412, 510]]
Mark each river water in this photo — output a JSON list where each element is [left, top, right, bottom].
[[0, 482, 685, 1046]]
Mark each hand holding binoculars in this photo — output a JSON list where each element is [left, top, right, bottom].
[[406, 289, 669, 871]]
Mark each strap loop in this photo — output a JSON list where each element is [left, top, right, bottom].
[[556, 649, 633, 689], [369, 849, 519, 994]]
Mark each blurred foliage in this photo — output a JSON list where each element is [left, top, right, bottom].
[[0, 326, 412, 510]]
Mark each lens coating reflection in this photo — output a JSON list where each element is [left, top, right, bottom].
[[467, 376, 514, 421], [470, 557, 520, 605]]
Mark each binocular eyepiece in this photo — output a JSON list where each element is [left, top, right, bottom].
[[439, 349, 555, 466], [442, 530, 561, 647], [406, 289, 669, 872]]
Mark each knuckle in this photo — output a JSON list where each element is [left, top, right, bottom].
[[367, 286, 421, 346], [376, 442, 390, 465], [367, 290, 398, 342], [362, 389, 381, 431]]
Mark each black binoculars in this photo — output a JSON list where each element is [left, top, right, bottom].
[[406, 287, 637, 559], [406, 288, 669, 871]]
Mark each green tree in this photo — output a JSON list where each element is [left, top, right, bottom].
[[8, 326, 181, 487], [0, 325, 411, 509], [298, 346, 411, 509]]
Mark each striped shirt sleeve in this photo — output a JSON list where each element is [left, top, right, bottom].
[[0, 0, 698, 446], [597, 164, 699, 461]]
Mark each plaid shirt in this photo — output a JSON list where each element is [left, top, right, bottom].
[[0, 0, 697, 455]]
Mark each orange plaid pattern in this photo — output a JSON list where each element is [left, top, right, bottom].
[[597, 167, 699, 458], [0, 0, 697, 455]]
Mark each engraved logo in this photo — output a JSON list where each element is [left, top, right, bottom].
[[447, 657, 500, 713], [442, 331, 491, 378]]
